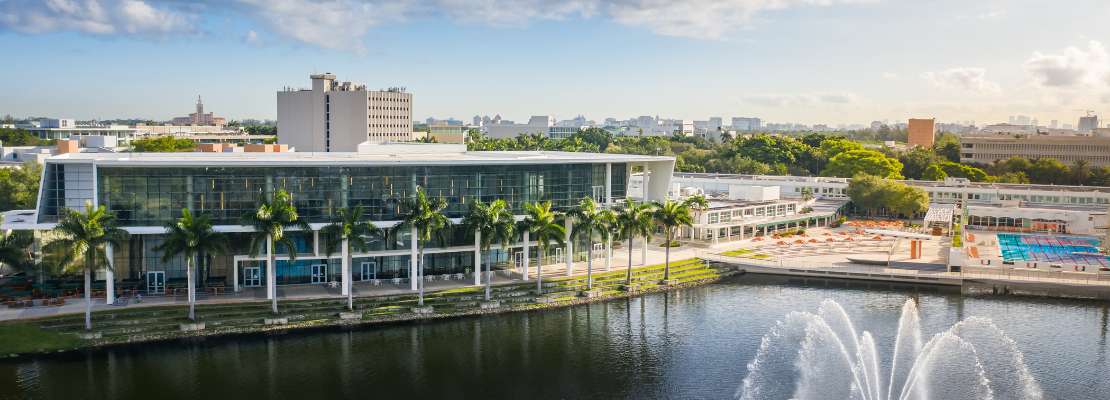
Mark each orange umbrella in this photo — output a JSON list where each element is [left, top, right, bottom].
[[809, 239, 819, 243], [873, 235, 883, 240]]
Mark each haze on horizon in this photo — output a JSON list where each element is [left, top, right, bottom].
[[1, 0, 1109, 126]]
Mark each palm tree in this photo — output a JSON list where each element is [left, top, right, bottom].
[[568, 197, 610, 291], [0, 231, 33, 276], [155, 208, 226, 321], [652, 195, 707, 283], [242, 189, 310, 315], [44, 202, 128, 330], [321, 205, 381, 312], [521, 201, 565, 294], [462, 199, 515, 301], [395, 186, 450, 307], [615, 199, 655, 287]]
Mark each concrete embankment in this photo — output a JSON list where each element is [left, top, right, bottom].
[[0, 259, 732, 359]]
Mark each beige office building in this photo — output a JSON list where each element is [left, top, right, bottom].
[[278, 73, 413, 152], [959, 134, 1110, 166], [907, 118, 935, 148]]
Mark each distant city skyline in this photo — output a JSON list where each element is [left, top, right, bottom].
[[2, 0, 1110, 125]]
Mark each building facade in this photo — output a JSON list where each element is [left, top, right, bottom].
[[171, 96, 227, 126], [278, 74, 413, 152], [907, 118, 935, 148], [959, 134, 1110, 167], [3, 144, 673, 299]]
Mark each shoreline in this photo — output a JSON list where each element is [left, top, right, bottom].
[[0, 260, 731, 360]]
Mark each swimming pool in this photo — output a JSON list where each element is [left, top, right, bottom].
[[996, 233, 1109, 268]]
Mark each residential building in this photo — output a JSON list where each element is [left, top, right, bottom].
[[170, 96, 226, 126], [1079, 114, 1100, 133], [427, 124, 466, 143], [0, 143, 674, 299], [277, 73, 413, 152], [959, 133, 1110, 166], [731, 117, 762, 131], [907, 118, 935, 148]]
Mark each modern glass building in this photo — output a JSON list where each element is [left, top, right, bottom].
[[3, 143, 674, 300]]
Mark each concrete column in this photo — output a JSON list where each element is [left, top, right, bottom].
[[340, 238, 349, 296], [473, 229, 482, 286], [642, 163, 651, 201], [640, 233, 648, 266], [233, 259, 239, 292], [605, 163, 613, 204], [313, 231, 320, 257], [565, 217, 573, 276], [522, 230, 530, 280], [266, 238, 274, 300], [105, 243, 115, 305], [410, 227, 418, 291], [713, 229, 719, 245]]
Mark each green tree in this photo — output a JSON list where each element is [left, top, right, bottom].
[[129, 136, 195, 152], [822, 149, 904, 179], [846, 174, 888, 215], [615, 199, 654, 287], [819, 137, 864, 158], [44, 202, 129, 330], [933, 133, 961, 162], [898, 147, 940, 180], [395, 186, 450, 306], [1028, 158, 1070, 184], [0, 128, 50, 146], [155, 208, 226, 321], [652, 195, 707, 282], [938, 161, 988, 182], [922, 164, 947, 181], [1071, 160, 1091, 185], [0, 161, 42, 212], [0, 230, 33, 275], [521, 201, 565, 294], [241, 189, 310, 315], [994, 171, 1031, 184], [461, 199, 514, 301], [321, 205, 381, 311], [568, 197, 609, 291]]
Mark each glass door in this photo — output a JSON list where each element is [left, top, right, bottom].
[[146, 271, 165, 294], [311, 264, 328, 284], [244, 266, 261, 287], [360, 262, 376, 281]]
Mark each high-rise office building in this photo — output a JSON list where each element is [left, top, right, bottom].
[[278, 73, 413, 152], [731, 117, 761, 131], [907, 118, 936, 148], [1079, 114, 1099, 133]]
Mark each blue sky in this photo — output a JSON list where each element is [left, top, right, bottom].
[[2, 0, 1110, 126]]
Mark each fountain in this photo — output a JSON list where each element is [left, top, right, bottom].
[[738, 299, 1041, 400]]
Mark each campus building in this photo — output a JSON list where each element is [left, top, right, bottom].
[[959, 133, 1110, 167], [278, 73, 414, 152], [907, 118, 935, 148], [1, 144, 673, 300], [662, 173, 1110, 236]]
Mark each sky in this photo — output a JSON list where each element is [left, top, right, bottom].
[[2, 0, 1110, 127]]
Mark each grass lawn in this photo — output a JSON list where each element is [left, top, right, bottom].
[[0, 322, 81, 355], [721, 249, 753, 257]]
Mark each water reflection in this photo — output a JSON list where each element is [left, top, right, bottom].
[[0, 275, 1107, 399]]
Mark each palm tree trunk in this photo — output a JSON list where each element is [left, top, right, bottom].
[[187, 256, 195, 321], [484, 249, 491, 301], [84, 259, 92, 331], [535, 245, 544, 294], [626, 236, 634, 286], [417, 245, 425, 306], [346, 244, 353, 312], [269, 236, 278, 315], [586, 234, 594, 290], [663, 229, 673, 282]]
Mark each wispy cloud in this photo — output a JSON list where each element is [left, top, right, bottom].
[[0, 0, 878, 52], [0, 0, 194, 36], [922, 67, 1000, 94], [1024, 40, 1109, 89], [741, 92, 860, 107]]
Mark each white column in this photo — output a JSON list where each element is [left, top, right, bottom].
[[233, 258, 239, 292], [640, 236, 648, 266], [313, 231, 320, 256], [605, 163, 613, 204], [473, 229, 482, 286], [410, 226, 418, 291], [642, 163, 651, 202], [266, 238, 274, 300], [105, 243, 115, 305], [605, 236, 612, 272], [564, 217, 573, 276], [340, 238, 349, 296], [522, 231, 530, 280]]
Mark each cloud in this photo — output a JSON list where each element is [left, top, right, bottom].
[[741, 92, 859, 107], [1024, 40, 1109, 88], [922, 67, 1000, 94], [243, 29, 260, 45], [0, 0, 193, 36], [0, 0, 878, 52], [881, 72, 899, 80], [607, 0, 876, 40]]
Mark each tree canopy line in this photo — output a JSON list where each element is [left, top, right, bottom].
[[467, 128, 1110, 187]]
